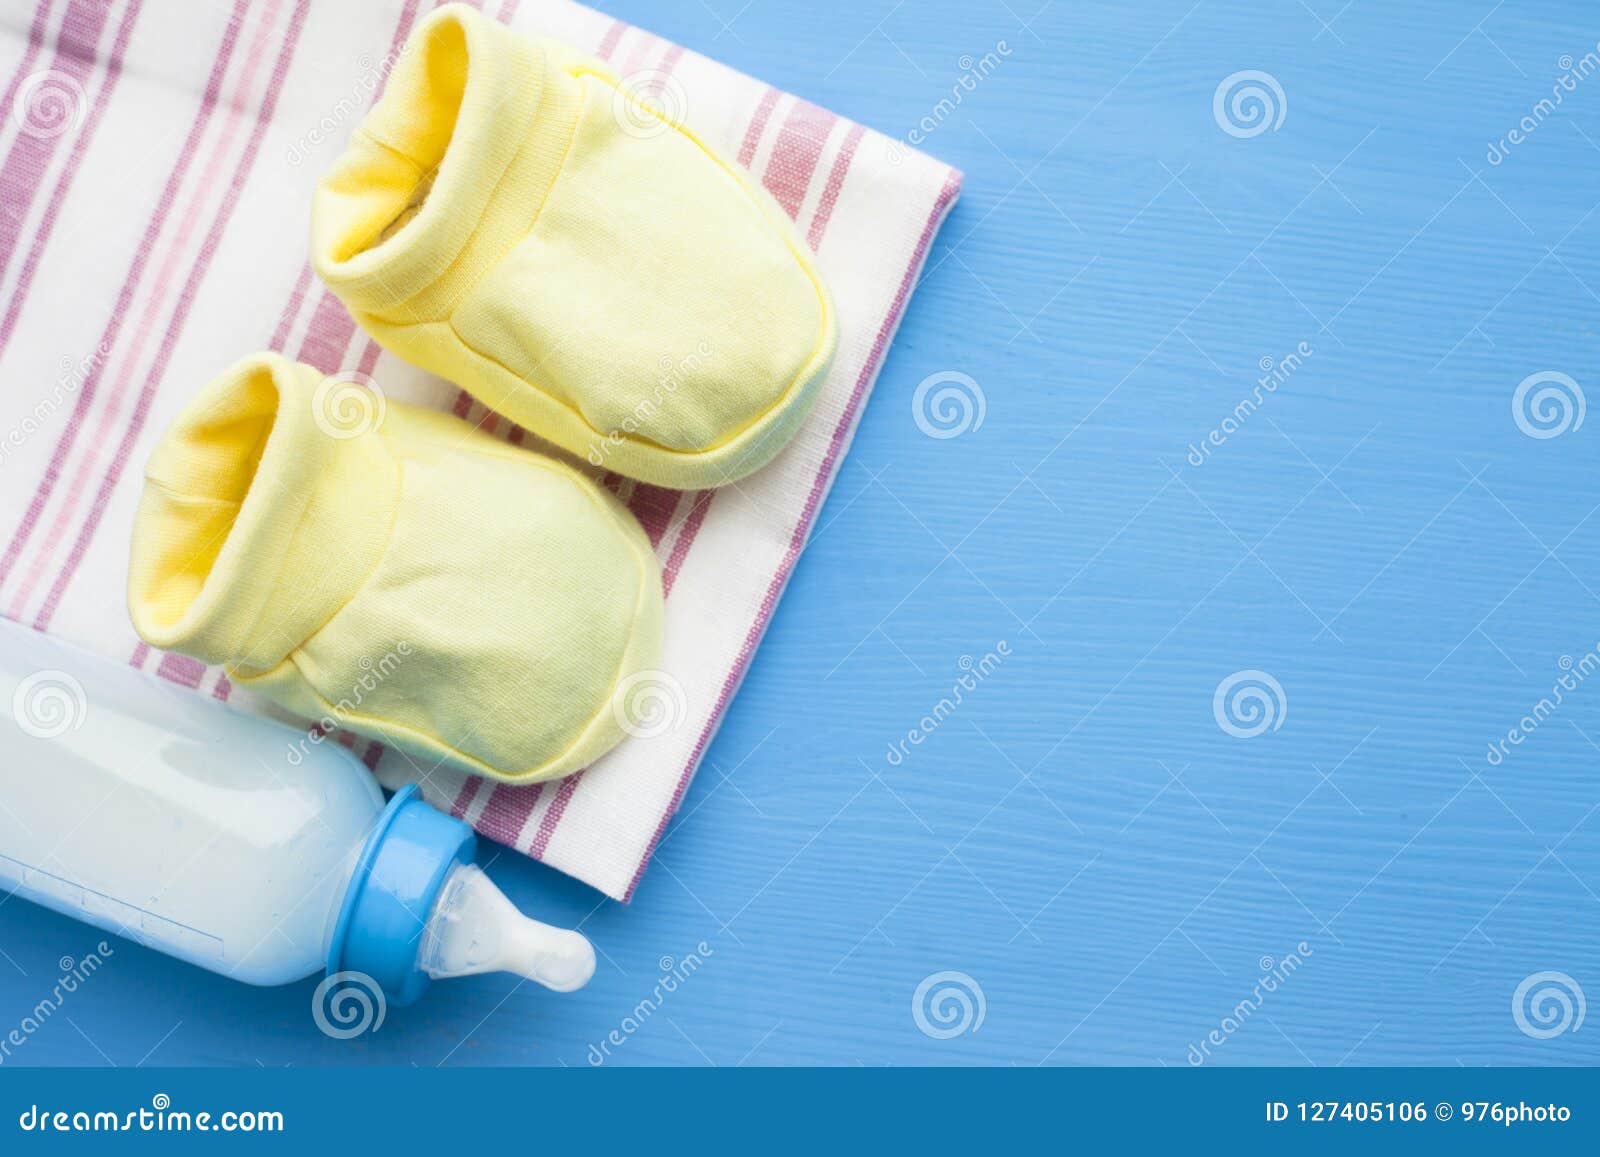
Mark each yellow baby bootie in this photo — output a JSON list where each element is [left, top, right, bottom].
[[311, 3, 836, 488], [128, 352, 663, 785]]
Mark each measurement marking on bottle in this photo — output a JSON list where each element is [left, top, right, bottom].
[[0, 853, 223, 960]]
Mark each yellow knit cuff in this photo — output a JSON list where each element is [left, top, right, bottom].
[[129, 352, 665, 785], [311, 3, 837, 489]]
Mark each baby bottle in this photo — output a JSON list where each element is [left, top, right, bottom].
[[0, 617, 593, 1005]]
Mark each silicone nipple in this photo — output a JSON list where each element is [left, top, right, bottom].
[[421, 863, 596, 992]]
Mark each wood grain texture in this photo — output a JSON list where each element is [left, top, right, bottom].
[[2, 0, 1597, 1066]]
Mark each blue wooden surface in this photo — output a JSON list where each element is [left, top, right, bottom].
[[4, 0, 1600, 1067]]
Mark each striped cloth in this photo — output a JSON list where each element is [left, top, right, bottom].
[[0, 0, 961, 901]]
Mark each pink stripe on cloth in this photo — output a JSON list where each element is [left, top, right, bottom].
[[736, 87, 779, 168], [477, 780, 545, 846], [0, 1, 54, 156], [267, 263, 312, 350], [35, 0, 313, 629], [594, 16, 625, 60], [807, 123, 864, 251], [0, 0, 142, 366], [528, 772, 583, 858], [0, 0, 248, 590], [449, 775, 485, 820], [295, 289, 358, 374], [627, 483, 682, 548], [154, 651, 205, 689], [763, 100, 837, 219], [12, 0, 288, 623], [0, 0, 111, 282], [661, 489, 712, 598], [622, 170, 965, 901]]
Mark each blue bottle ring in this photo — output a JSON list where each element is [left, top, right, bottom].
[[326, 784, 476, 1007]]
